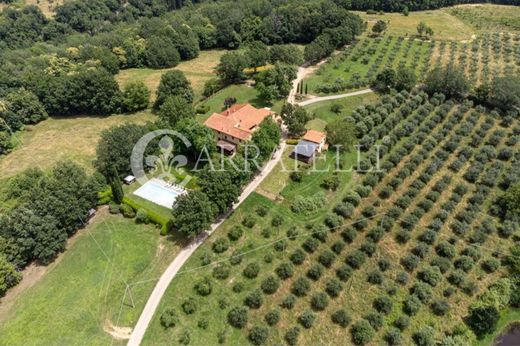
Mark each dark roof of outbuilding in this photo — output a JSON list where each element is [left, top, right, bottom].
[[291, 140, 319, 158]]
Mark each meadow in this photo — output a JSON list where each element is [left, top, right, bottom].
[[0, 212, 182, 345]]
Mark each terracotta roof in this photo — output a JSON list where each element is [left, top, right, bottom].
[[204, 104, 272, 141], [303, 130, 326, 144]]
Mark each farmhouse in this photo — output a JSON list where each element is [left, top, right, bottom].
[[290, 130, 327, 163], [204, 103, 274, 155]]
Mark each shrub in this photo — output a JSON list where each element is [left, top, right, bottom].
[[325, 278, 343, 298], [341, 228, 358, 243], [384, 328, 402, 346], [394, 315, 410, 331], [256, 205, 269, 217], [135, 209, 149, 224], [436, 241, 456, 258], [120, 203, 136, 218], [290, 171, 303, 182], [325, 214, 343, 229], [197, 318, 208, 329], [109, 204, 120, 214], [265, 309, 281, 326], [413, 327, 435, 346], [242, 215, 257, 228], [331, 240, 346, 255], [261, 276, 280, 295], [418, 266, 443, 287], [276, 262, 294, 280], [373, 296, 393, 314], [410, 283, 433, 303], [228, 226, 244, 241], [351, 320, 376, 345], [179, 329, 190, 345], [448, 270, 466, 287], [337, 265, 354, 281], [331, 309, 351, 327], [318, 250, 336, 268], [430, 299, 450, 316], [212, 238, 230, 253], [182, 297, 197, 314], [401, 254, 419, 271], [160, 308, 178, 328], [311, 292, 329, 311], [367, 270, 384, 285], [467, 305, 500, 337], [272, 215, 284, 227], [298, 310, 316, 329], [364, 312, 383, 330], [403, 295, 421, 316], [395, 271, 409, 285], [233, 282, 244, 293], [291, 277, 311, 297], [482, 258, 500, 273], [454, 256, 475, 272], [248, 326, 268, 345], [228, 306, 248, 328], [281, 294, 297, 309], [307, 263, 325, 281], [285, 327, 301, 346], [378, 258, 391, 272], [213, 264, 231, 280], [290, 249, 306, 265], [243, 262, 260, 278], [346, 250, 366, 269], [302, 237, 320, 253], [430, 257, 452, 274], [194, 277, 212, 296]]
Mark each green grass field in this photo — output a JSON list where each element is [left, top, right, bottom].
[[304, 93, 380, 131], [446, 4, 520, 32], [0, 112, 154, 179], [355, 9, 475, 41], [0, 212, 181, 345], [116, 50, 226, 102]]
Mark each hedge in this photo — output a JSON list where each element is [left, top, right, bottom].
[[122, 196, 171, 234]]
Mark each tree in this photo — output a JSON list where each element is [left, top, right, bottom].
[[173, 191, 215, 237], [246, 41, 270, 72], [372, 20, 387, 35], [255, 64, 297, 102], [228, 306, 248, 328], [269, 45, 303, 65], [251, 118, 281, 162], [483, 76, 520, 113], [466, 305, 500, 338], [372, 68, 396, 91], [216, 52, 248, 85], [0, 254, 21, 297], [175, 117, 216, 160], [326, 119, 356, 152], [351, 320, 375, 345], [158, 96, 196, 128], [95, 124, 150, 178], [395, 67, 417, 91], [424, 65, 469, 100], [198, 168, 240, 215], [144, 36, 181, 69], [304, 34, 334, 63], [122, 81, 150, 112], [417, 22, 433, 38], [281, 103, 313, 137], [108, 166, 124, 204], [154, 71, 193, 110], [503, 183, 520, 219], [3, 88, 47, 124]]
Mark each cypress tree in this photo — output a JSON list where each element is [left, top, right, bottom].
[[305, 84, 308, 95], [109, 166, 124, 204]]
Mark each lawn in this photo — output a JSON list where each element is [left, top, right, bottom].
[[445, 4, 520, 32], [0, 212, 182, 345], [195, 84, 285, 123], [354, 9, 475, 41], [115, 50, 226, 102], [0, 112, 154, 178], [304, 92, 380, 131]]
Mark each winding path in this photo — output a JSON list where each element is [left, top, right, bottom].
[[297, 88, 374, 107]]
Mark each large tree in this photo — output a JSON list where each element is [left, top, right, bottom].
[[157, 96, 196, 128], [122, 81, 150, 112], [216, 51, 249, 85], [424, 65, 469, 100], [325, 119, 356, 152], [198, 169, 240, 215], [3, 88, 47, 124], [0, 254, 21, 297], [154, 71, 194, 110], [255, 64, 297, 102], [173, 191, 215, 237], [251, 118, 281, 163], [281, 103, 313, 137], [95, 124, 151, 178]]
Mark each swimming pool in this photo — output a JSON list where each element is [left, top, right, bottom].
[[133, 179, 185, 209]]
